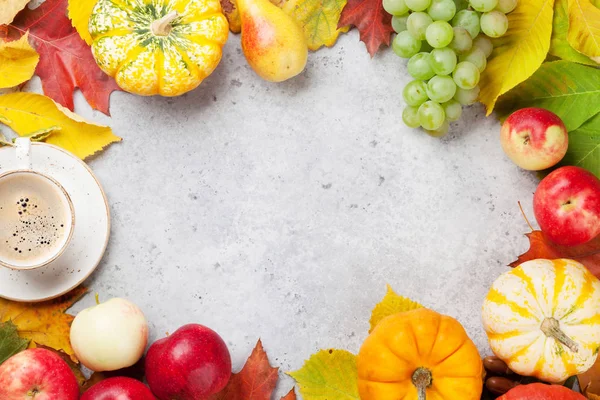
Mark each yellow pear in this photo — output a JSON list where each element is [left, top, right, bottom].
[[237, 0, 308, 82]]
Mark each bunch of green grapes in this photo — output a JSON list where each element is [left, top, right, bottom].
[[386, 0, 517, 136]]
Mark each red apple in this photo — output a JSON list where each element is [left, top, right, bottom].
[[0, 348, 79, 400], [500, 107, 568, 170], [82, 377, 155, 400], [145, 324, 232, 400], [534, 166, 600, 245]]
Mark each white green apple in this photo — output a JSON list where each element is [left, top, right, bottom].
[[70, 297, 148, 371]]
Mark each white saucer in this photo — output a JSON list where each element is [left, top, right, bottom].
[[0, 143, 110, 302]]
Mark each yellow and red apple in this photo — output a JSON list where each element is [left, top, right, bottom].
[[0, 348, 79, 400], [534, 166, 600, 246], [500, 108, 568, 171]]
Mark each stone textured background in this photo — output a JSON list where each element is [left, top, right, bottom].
[[63, 32, 538, 396]]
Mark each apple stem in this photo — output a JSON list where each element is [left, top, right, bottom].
[[95, 293, 100, 305], [518, 201, 535, 232]]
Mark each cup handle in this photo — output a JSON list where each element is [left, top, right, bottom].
[[15, 137, 32, 170]]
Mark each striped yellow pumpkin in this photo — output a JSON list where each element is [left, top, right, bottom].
[[89, 0, 229, 96], [482, 259, 600, 383]]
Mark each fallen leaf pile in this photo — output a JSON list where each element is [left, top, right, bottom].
[[511, 230, 600, 279], [1, 0, 121, 115], [209, 340, 295, 399], [0, 33, 39, 89], [481, 0, 600, 116], [0, 92, 121, 159], [338, 0, 393, 56], [0, 286, 87, 362], [0, 321, 29, 365]]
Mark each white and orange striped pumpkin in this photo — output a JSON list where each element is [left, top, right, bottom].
[[482, 259, 600, 383]]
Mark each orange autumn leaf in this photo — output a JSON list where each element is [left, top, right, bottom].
[[209, 339, 279, 400], [0, 287, 87, 362], [579, 357, 600, 399], [282, 389, 297, 399], [510, 231, 600, 277]]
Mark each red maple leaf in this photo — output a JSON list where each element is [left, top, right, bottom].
[[209, 340, 280, 400], [511, 231, 600, 277], [338, 0, 394, 57], [2, 0, 120, 115]]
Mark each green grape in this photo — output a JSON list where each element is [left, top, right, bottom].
[[426, 75, 457, 103], [408, 52, 436, 80], [449, 26, 473, 54], [425, 119, 449, 137], [495, 0, 517, 13], [442, 99, 462, 121], [469, 0, 498, 12], [421, 41, 435, 52], [405, 0, 432, 11], [454, 85, 480, 105], [392, 15, 409, 32], [403, 106, 421, 128], [383, 0, 410, 16], [429, 47, 457, 75], [403, 80, 429, 106], [418, 101, 446, 130], [452, 10, 480, 38], [452, 61, 480, 89], [459, 47, 487, 72], [473, 34, 493, 57], [425, 21, 454, 48], [407, 12, 433, 40], [392, 31, 422, 58], [427, 0, 456, 21], [480, 11, 508, 37], [454, 0, 470, 10]]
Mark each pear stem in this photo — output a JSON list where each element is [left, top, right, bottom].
[[541, 317, 579, 353], [151, 11, 178, 36], [412, 367, 432, 400]]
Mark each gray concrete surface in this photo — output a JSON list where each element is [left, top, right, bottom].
[[59, 32, 538, 396]]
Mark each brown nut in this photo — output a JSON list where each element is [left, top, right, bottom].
[[485, 376, 520, 395], [483, 356, 512, 375]]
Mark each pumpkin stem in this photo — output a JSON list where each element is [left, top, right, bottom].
[[541, 317, 579, 353], [412, 367, 432, 400], [151, 11, 178, 36]]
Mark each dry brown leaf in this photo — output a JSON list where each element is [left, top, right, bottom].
[[0, 287, 87, 362]]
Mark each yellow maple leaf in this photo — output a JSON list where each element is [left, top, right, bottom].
[[289, 349, 359, 400], [479, 0, 555, 114], [369, 284, 423, 332], [0, 287, 87, 362], [0, 0, 30, 25], [0, 92, 121, 159], [0, 33, 39, 89], [281, 0, 349, 51], [568, 0, 600, 63], [68, 0, 98, 45]]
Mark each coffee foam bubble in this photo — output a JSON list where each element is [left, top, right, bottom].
[[0, 172, 71, 268]]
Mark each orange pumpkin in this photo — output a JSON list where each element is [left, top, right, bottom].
[[357, 308, 483, 400]]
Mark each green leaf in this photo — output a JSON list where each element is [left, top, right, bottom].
[[289, 349, 359, 400], [369, 285, 423, 333], [496, 60, 600, 131], [0, 321, 30, 365], [559, 113, 600, 177], [550, 0, 599, 65]]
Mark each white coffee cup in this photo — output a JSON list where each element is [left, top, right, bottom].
[[0, 139, 75, 270]]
